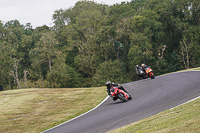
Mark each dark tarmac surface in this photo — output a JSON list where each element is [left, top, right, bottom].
[[43, 71, 200, 133]]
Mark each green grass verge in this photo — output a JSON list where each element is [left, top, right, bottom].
[[159, 67, 200, 76], [0, 87, 107, 133], [183, 67, 200, 71]]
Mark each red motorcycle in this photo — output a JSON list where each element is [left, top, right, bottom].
[[144, 66, 155, 79], [110, 87, 132, 102]]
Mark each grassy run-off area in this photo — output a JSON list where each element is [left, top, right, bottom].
[[0, 87, 107, 133]]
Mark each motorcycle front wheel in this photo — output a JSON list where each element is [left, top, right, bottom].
[[117, 93, 128, 102], [150, 73, 155, 79]]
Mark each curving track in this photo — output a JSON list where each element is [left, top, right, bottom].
[[43, 71, 200, 133]]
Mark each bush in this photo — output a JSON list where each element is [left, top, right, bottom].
[[92, 60, 131, 86], [47, 63, 81, 88]]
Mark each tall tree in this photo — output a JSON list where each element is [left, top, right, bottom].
[[30, 31, 60, 80], [3, 20, 26, 88], [179, 25, 200, 68]]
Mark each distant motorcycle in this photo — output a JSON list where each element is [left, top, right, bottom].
[[110, 87, 132, 102], [144, 66, 155, 79], [138, 68, 146, 79]]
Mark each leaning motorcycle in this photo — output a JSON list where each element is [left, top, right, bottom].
[[138, 68, 146, 79], [110, 87, 132, 102], [144, 66, 155, 79]]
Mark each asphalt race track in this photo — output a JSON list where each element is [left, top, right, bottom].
[[43, 71, 200, 133]]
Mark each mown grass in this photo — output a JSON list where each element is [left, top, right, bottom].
[[109, 97, 200, 133], [0, 87, 107, 133], [158, 67, 200, 76], [183, 67, 200, 71]]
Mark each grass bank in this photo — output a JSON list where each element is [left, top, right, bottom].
[[0, 87, 107, 133]]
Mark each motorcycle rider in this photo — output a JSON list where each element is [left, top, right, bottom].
[[135, 65, 141, 75], [106, 81, 128, 101], [136, 65, 144, 79], [141, 63, 147, 74]]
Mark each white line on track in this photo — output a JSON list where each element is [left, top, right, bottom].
[[170, 95, 200, 110], [41, 96, 109, 133], [155, 70, 200, 110]]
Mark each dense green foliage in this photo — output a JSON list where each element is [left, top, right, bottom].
[[0, 0, 199, 89]]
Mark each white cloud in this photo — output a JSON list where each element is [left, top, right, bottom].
[[0, 0, 130, 28]]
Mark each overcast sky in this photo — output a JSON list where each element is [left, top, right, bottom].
[[0, 0, 130, 28]]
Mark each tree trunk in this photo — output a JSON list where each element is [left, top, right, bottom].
[[24, 70, 30, 88], [10, 59, 21, 89], [180, 38, 190, 69], [48, 57, 52, 72]]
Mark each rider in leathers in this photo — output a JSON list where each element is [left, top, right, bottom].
[[136, 65, 142, 75], [106, 81, 128, 101], [141, 63, 148, 74]]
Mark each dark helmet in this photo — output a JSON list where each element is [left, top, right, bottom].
[[136, 65, 139, 68], [106, 81, 111, 86]]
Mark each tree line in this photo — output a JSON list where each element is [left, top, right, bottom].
[[0, 0, 199, 89]]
